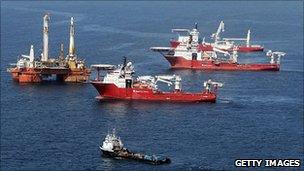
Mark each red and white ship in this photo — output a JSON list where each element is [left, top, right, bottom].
[[91, 58, 223, 102], [151, 25, 285, 71], [169, 22, 264, 52]]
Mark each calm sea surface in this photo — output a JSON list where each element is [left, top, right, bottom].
[[1, 1, 303, 170]]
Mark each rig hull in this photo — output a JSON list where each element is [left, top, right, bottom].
[[8, 67, 90, 83], [91, 82, 217, 102], [165, 56, 279, 71]]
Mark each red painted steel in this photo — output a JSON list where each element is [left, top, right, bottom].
[[91, 82, 217, 103], [165, 56, 279, 71]]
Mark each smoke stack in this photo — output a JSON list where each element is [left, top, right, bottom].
[[41, 14, 50, 62], [68, 17, 75, 57]]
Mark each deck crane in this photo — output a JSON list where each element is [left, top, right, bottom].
[[137, 75, 182, 91], [266, 50, 286, 64], [213, 47, 238, 63], [204, 79, 224, 92], [155, 75, 182, 91], [211, 21, 225, 42], [223, 29, 251, 47]]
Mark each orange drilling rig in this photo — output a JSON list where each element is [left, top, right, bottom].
[[7, 14, 90, 83]]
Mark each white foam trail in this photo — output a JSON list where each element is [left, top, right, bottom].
[[81, 24, 173, 39]]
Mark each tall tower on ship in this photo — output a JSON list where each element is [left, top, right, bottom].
[[41, 14, 50, 62], [68, 17, 76, 58], [29, 45, 35, 67]]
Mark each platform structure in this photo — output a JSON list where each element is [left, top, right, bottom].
[[7, 14, 90, 83]]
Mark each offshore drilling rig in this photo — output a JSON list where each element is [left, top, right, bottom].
[[7, 13, 90, 83]]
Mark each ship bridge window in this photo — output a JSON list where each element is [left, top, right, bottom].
[[126, 79, 132, 88], [192, 53, 197, 60]]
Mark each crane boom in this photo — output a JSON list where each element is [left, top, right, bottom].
[[211, 21, 224, 42], [213, 47, 230, 56]]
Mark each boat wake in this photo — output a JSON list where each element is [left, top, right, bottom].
[[81, 24, 172, 39]]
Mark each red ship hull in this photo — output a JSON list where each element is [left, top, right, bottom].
[[91, 82, 217, 102], [165, 56, 279, 71], [237, 46, 264, 52]]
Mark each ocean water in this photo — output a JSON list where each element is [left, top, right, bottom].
[[1, 1, 303, 170]]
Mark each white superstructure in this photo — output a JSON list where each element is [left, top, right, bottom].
[[102, 61, 134, 88], [100, 130, 124, 152], [17, 45, 36, 68]]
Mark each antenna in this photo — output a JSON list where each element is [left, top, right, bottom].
[[194, 22, 198, 29], [123, 56, 127, 67]]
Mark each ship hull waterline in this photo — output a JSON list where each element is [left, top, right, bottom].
[[91, 82, 217, 103], [100, 149, 171, 165], [165, 56, 279, 71]]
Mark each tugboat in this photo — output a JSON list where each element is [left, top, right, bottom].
[[91, 58, 223, 102], [100, 130, 171, 165], [150, 24, 285, 71]]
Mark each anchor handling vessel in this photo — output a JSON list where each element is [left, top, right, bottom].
[[150, 24, 285, 71], [7, 14, 90, 83], [100, 130, 171, 165], [91, 58, 223, 102]]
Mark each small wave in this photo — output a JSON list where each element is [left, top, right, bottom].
[[217, 98, 233, 104], [102, 43, 135, 51], [240, 95, 302, 104]]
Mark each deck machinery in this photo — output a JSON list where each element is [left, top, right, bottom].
[[7, 14, 90, 83], [169, 22, 264, 52]]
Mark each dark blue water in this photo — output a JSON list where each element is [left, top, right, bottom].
[[1, 1, 303, 170]]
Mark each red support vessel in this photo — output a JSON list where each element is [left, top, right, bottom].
[[91, 58, 223, 103], [151, 23, 285, 71]]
